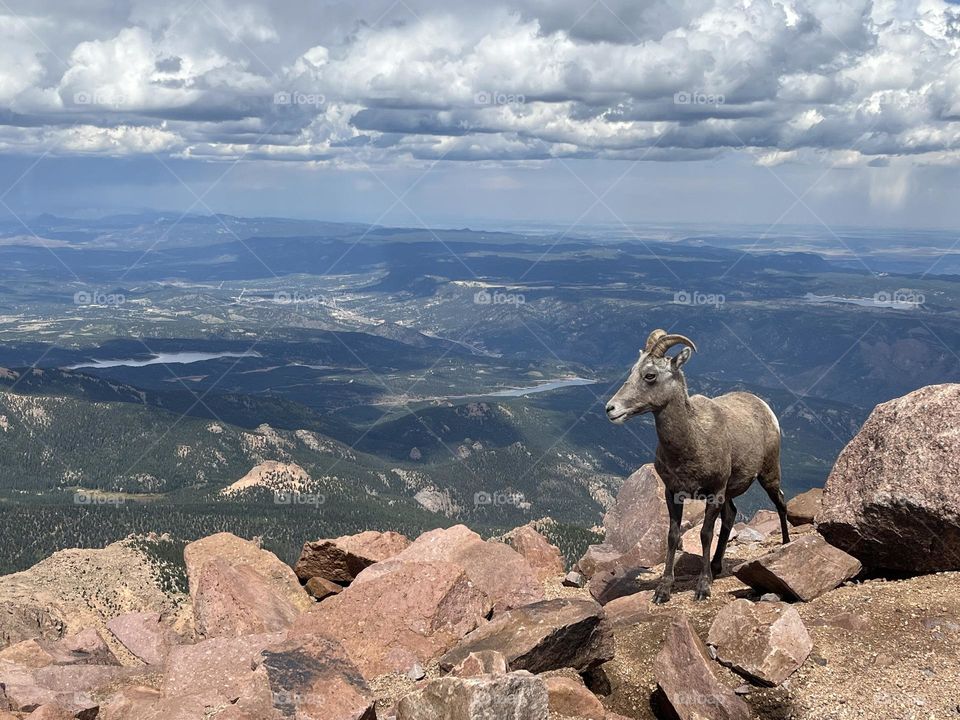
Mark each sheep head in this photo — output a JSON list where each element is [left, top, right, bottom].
[[605, 329, 697, 423]]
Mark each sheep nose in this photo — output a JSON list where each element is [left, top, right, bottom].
[[605, 403, 615, 414]]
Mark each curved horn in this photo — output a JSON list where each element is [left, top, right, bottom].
[[646, 331, 697, 358]]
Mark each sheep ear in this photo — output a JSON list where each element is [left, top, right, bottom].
[[671, 347, 692, 371]]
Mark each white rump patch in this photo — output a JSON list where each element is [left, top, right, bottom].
[[760, 399, 781, 434]]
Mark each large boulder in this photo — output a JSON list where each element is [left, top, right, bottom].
[[351, 525, 542, 613], [578, 465, 705, 577], [293, 560, 490, 679], [396, 672, 548, 720], [504, 525, 565, 581], [183, 533, 312, 639], [0, 662, 131, 716], [653, 616, 750, 720], [707, 599, 813, 686], [0, 630, 117, 668], [439, 598, 612, 675], [106, 612, 178, 666], [817, 384, 960, 572], [787, 488, 823, 526], [294, 531, 411, 584], [544, 675, 605, 720], [734, 535, 861, 601]]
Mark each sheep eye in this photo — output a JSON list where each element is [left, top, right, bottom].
[[643, 372, 657, 383]]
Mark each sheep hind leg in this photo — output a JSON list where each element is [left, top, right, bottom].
[[710, 497, 737, 578], [694, 499, 723, 601], [759, 469, 791, 544]]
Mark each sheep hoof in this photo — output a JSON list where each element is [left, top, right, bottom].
[[694, 580, 712, 601], [653, 585, 672, 604]]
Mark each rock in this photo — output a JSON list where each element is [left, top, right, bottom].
[[304, 577, 343, 601], [0, 663, 129, 716], [817, 384, 960, 572], [0, 630, 118, 669], [396, 672, 548, 720], [734, 535, 861, 601], [439, 598, 612, 675], [183, 533, 312, 639], [578, 465, 705, 577], [162, 632, 285, 701], [562, 571, 586, 588], [294, 560, 490, 679], [746, 509, 782, 537], [787, 488, 823, 526], [733, 526, 766, 544], [351, 525, 542, 613], [294, 531, 411, 584], [759, 593, 781, 603], [587, 566, 653, 605], [544, 675, 604, 720], [106, 612, 178, 666], [23, 705, 74, 720], [259, 633, 377, 720], [603, 591, 654, 626], [504, 525, 564, 581], [407, 663, 427, 681], [653, 616, 751, 720], [707, 599, 813, 686], [451, 651, 508, 678]]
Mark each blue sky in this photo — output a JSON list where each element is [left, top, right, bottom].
[[1, 0, 960, 229]]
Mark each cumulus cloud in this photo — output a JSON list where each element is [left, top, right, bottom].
[[0, 0, 959, 167]]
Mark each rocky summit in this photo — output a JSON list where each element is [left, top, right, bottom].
[[1, 385, 960, 719]]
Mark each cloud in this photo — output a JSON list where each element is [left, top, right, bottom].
[[0, 0, 959, 166]]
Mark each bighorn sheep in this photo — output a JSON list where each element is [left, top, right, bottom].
[[605, 329, 789, 603]]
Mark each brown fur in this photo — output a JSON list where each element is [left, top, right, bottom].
[[606, 333, 789, 603]]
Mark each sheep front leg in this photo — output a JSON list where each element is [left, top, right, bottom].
[[695, 498, 723, 601], [653, 490, 684, 604]]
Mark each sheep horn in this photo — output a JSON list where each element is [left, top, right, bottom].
[[645, 329, 697, 358]]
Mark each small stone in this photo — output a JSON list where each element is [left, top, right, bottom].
[[407, 663, 426, 681], [562, 571, 586, 588], [760, 593, 781, 602]]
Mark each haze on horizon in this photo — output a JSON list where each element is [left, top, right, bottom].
[[1, 0, 960, 231]]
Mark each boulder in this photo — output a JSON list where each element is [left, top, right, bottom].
[[192, 560, 305, 639], [504, 525, 564, 581], [294, 531, 410, 584], [183, 533, 312, 639], [817, 384, 960, 572], [653, 616, 751, 720], [24, 705, 74, 720], [351, 525, 542, 613], [106, 612, 177, 665], [734, 535, 861, 601], [396, 672, 548, 720], [578, 465, 705, 577], [0, 662, 129, 716], [732, 526, 765, 545], [450, 651, 508, 678], [544, 675, 605, 720], [439, 598, 612, 675], [603, 590, 654, 626], [293, 560, 490, 679], [0, 631, 117, 669], [304, 576, 343, 601], [707, 599, 813, 686], [587, 566, 654, 605], [746, 509, 782, 537], [787, 488, 823, 526]]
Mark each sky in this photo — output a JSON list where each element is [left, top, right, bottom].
[[1, 0, 960, 230]]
